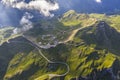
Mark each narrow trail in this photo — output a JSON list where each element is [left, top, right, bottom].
[[9, 35, 70, 79], [63, 27, 85, 43], [63, 20, 97, 43]]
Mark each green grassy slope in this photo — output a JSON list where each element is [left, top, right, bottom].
[[60, 10, 120, 31], [1, 10, 120, 80], [0, 37, 34, 80], [0, 27, 22, 45], [1, 21, 120, 80]]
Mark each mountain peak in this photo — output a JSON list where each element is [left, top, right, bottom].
[[93, 21, 120, 52], [95, 21, 110, 28], [94, 21, 116, 38], [76, 20, 120, 53], [94, 21, 113, 47]]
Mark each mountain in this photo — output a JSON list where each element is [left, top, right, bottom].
[[0, 10, 120, 80], [1, 0, 120, 26], [74, 21, 120, 54], [60, 10, 120, 31]]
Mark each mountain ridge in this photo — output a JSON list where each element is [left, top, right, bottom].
[[0, 20, 120, 80], [1, 10, 120, 80]]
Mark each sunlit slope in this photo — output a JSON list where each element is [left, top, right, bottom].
[[60, 10, 120, 31], [64, 21, 120, 80], [60, 10, 97, 27], [1, 10, 120, 80], [1, 21, 120, 80], [0, 27, 22, 45]]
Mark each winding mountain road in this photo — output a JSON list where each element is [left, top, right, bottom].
[[9, 35, 70, 79]]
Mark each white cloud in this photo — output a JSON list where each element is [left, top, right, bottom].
[[0, 4, 11, 26], [95, 0, 102, 3], [13, 12, 33, 34], [1, 0, 59, 17]]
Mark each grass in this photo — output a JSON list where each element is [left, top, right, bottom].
[[0, 26, 22, 45], [4, 52, 40, 79], [60, 10, 120, 32], [65, 45, 116, 79], [60, 10, 96, 27], [1, 10, 120, 80], [34, 74, 49, 80], [4, 44, 68, 80]]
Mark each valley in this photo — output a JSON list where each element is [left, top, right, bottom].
[[1, 10, 120, 80]]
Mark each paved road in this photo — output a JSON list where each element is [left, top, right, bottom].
[[9, 36, 70, 79]]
